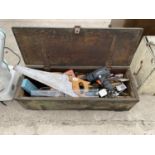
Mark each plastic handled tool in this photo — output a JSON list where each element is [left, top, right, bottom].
[[70, 77, 91, 94], [86, 67, 114, 92], [21, 79, 38, 94]]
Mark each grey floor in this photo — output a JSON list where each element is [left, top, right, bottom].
[[0, 95, 155, 134]]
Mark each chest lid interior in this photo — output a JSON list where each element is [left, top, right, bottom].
[[12, 27, 143, 67]]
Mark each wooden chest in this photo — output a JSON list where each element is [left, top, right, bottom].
[[12, 27, 143, 110], [131, 36, 155, 95]]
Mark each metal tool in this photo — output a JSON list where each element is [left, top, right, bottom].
[[114, 73, 124, 78], [109, 76, 129, 82], [31, 89, 65, 97], [14, 65, 78, 97], [116, 83, 127, 92], [86, 67, 114, 94], [84, 89, 99, 97]]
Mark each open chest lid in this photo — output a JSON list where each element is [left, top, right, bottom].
[[12, 27, 143, 67]]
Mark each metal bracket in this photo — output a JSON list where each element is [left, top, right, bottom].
[[74, 26, 81, 34], [134, 60, 143, 76]]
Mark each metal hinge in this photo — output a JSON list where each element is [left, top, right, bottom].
[[134, 60, 143, 76]]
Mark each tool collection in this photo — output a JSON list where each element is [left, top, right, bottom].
[[19, 66, 130, 98], [10, 27, 142, 110]]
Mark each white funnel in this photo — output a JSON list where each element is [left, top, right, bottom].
[[14, 65, 78, 97]]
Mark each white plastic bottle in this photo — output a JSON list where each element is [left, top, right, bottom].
[[0, 29, 11, 92]]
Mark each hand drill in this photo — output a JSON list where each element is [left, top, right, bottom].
[[86, 67, 114, 95]]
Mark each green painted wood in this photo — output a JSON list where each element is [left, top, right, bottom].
[[17, 99, 137, 111]]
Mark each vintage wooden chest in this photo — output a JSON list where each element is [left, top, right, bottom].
[[12, 27, 143, 110]]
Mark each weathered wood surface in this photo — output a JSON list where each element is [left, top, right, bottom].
[[13, 27, 141, 110], [12, 27, 143, 67], [15, 68, 139, 111], [18, 99, 137, 111]]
